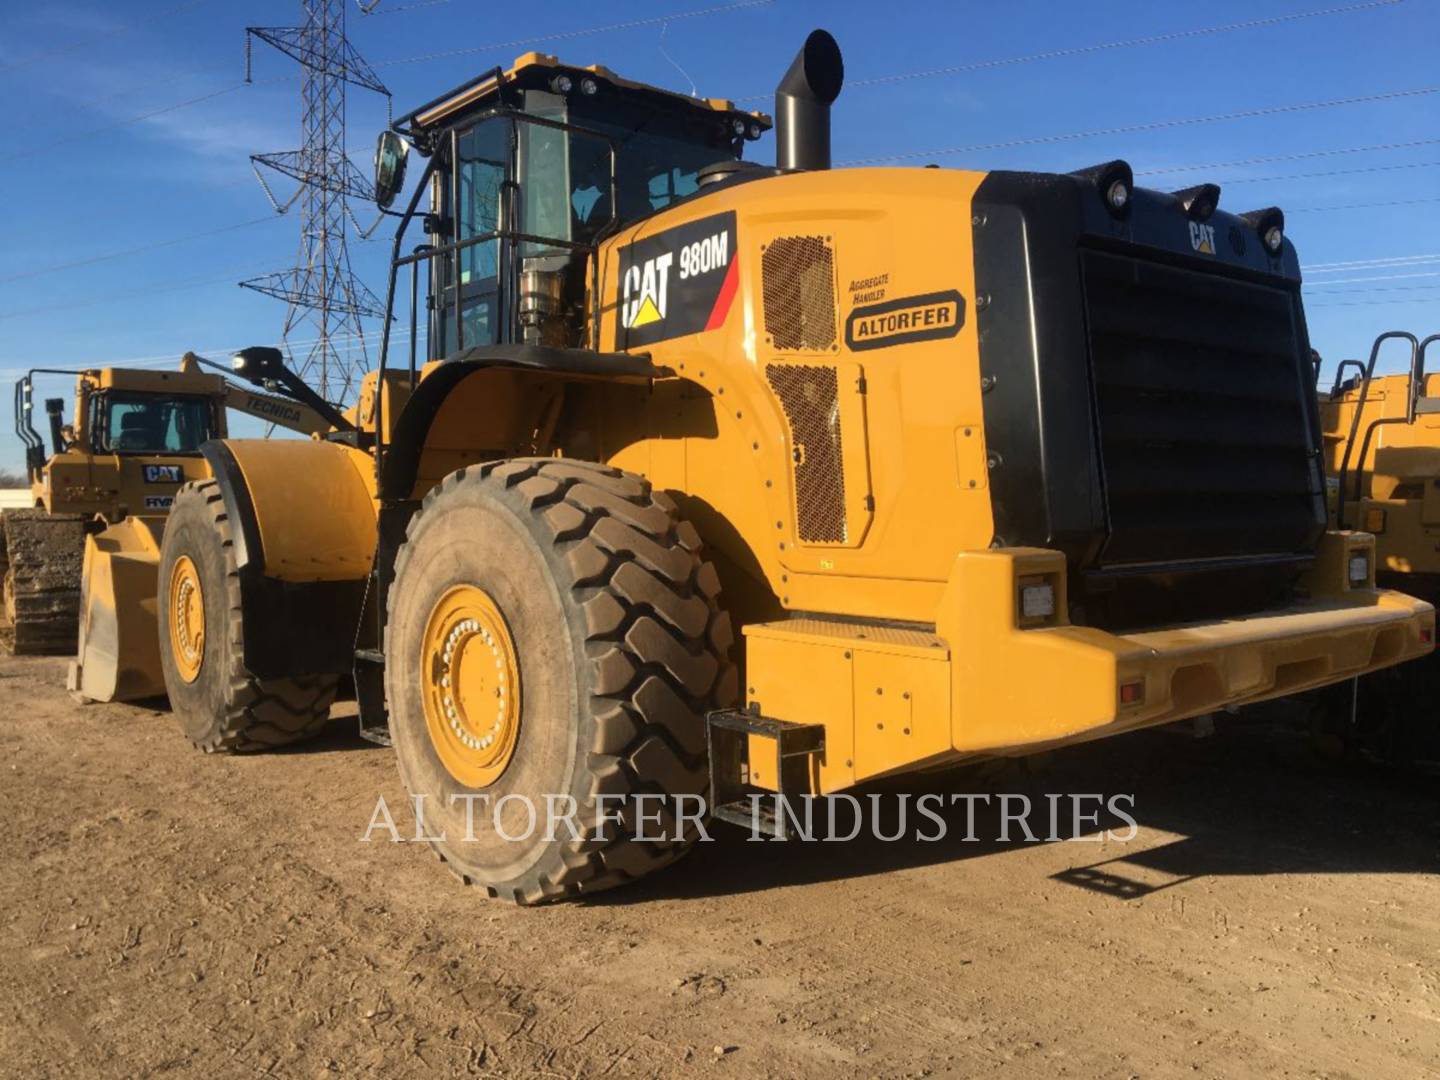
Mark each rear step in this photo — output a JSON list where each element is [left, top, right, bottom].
[[706, 708, 825, 839]]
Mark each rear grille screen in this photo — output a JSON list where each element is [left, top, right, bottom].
[[1081, 249, 1321, 566], [766, 363, 848, 543], [762, 236, 837, 351]]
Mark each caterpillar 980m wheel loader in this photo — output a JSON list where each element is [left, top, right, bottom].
[[157, 30, 1434, 902], [1, 352, 333, 698], [1315, 330, 1440, 767]]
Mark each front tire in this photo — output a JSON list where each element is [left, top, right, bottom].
[[157, 481, 338, 752], [385, 459, 736, 904]]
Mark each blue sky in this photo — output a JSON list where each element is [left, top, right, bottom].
[[1, 0, 1437, 470]]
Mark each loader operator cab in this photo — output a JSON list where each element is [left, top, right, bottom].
[[15, 370, 219, 478], [377, 54, 769, 361]]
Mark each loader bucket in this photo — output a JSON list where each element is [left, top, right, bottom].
[[68, 517, 167, 702]]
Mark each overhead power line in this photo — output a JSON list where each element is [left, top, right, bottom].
[[0, 0, 219, 73], [1307, 253, 1440, 271], [845, 85, 1440, 165], [0, 216, 287, 284], [1289, 196, 1440, 214], [1308, 295, 1440, 308], [362, 0, 452, 15], [373, 0, 774, 66], [738, 0, 1405, 103], [0, 267, 271, 322], [1208, 159, 1440, 186], [1135, 137, 1440, 177], [1304, 283, 1440, 296], [16, 82, 252, 160], [1299, 270, 1440, 286]]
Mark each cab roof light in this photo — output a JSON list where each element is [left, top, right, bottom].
[[1070, 159, 1134, 219], [1241, 206, 1286, 256], [1172, 183, 1220, 222]]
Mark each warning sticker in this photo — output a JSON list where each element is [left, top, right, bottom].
[[845, 290, 965, 352], [616, 211, 739, 348]]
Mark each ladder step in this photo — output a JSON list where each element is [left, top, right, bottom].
[[355, 648, 385, 665], [705, 709, 825, 839]]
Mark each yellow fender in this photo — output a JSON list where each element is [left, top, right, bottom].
[[199, 438, 376, 679], [68, 516, 165, 702]]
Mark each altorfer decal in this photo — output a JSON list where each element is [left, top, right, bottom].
[[845, 290, 966, 351]]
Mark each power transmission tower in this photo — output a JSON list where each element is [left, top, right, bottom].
[[242, 0, 389, 407]]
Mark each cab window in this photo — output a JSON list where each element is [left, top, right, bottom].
[[95, 395, 213, 454]]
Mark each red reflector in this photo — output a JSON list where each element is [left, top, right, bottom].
[[1119, 681, 1144, 705], [1422, 628, 1433, 644]]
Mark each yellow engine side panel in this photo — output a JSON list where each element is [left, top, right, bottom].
[[593, 167, 994, 627]]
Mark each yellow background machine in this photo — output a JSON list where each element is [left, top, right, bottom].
[[157, 32, 1432, 901], [1318, 329, 1440, 764], [2, 353, 332, 700]]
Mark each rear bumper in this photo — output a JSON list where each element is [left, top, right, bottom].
[[737, 532, 1432, 794], [937, 537, 1434, 755]]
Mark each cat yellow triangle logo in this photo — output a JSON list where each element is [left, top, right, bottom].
[[630, 295, 662, 327]]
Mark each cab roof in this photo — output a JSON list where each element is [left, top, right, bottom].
[[395, 50, 772, 136]]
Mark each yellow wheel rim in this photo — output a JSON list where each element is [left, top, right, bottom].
[[421, 584, 522, 788], [168, 555, 205, 684]]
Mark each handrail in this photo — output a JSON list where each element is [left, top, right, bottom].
[[1418, 333, 1440, 390], [372, 104, 620, 492], [14, 367, 92, 477], [1328, 359, 1366, 398], [1334, 330, 1420, 528]]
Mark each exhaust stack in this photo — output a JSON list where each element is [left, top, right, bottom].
[[775, 29, 844, 172]]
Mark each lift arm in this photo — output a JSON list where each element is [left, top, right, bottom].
[[219, 379, 332, 437]]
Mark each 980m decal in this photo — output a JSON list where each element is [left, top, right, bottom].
[[616, 211, 739, 348], [845, 290, 965, 351]]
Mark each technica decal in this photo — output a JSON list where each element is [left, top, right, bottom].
[[845, 290, 965, 352], [241, 393, 304, 425], [616, 211, 739, 348], [143, 464, 183, 483]]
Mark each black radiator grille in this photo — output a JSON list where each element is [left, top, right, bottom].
[[1081, 248, 1322, 566]]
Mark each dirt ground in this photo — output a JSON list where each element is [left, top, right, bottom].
[[1, 652, 1437, 1079]]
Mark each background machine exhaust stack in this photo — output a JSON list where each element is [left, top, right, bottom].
[[775, 29, 844, 171]]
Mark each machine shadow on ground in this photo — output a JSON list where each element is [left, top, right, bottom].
[[606, 718, 1440, 904]]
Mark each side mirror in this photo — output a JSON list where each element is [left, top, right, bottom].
[[374, 130, 409, 210]]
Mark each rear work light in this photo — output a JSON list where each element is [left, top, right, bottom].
[[1348, 553, 1370, 587], [1021, 583, 1055, 620]]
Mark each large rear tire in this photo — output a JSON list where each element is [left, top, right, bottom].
[[157, 480, 338, 752], [384, 459, 736, 904]]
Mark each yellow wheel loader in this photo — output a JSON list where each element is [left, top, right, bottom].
[[1315, 330, 1440, 766], [2, 352, 333, 699], [157, 30, 1433, 902]]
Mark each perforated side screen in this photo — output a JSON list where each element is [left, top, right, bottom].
[[762, 236, 837, 351], [766, 363, 847, 543]]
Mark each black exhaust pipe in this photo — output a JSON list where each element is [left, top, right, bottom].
[[775, 29, 844, 172]]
